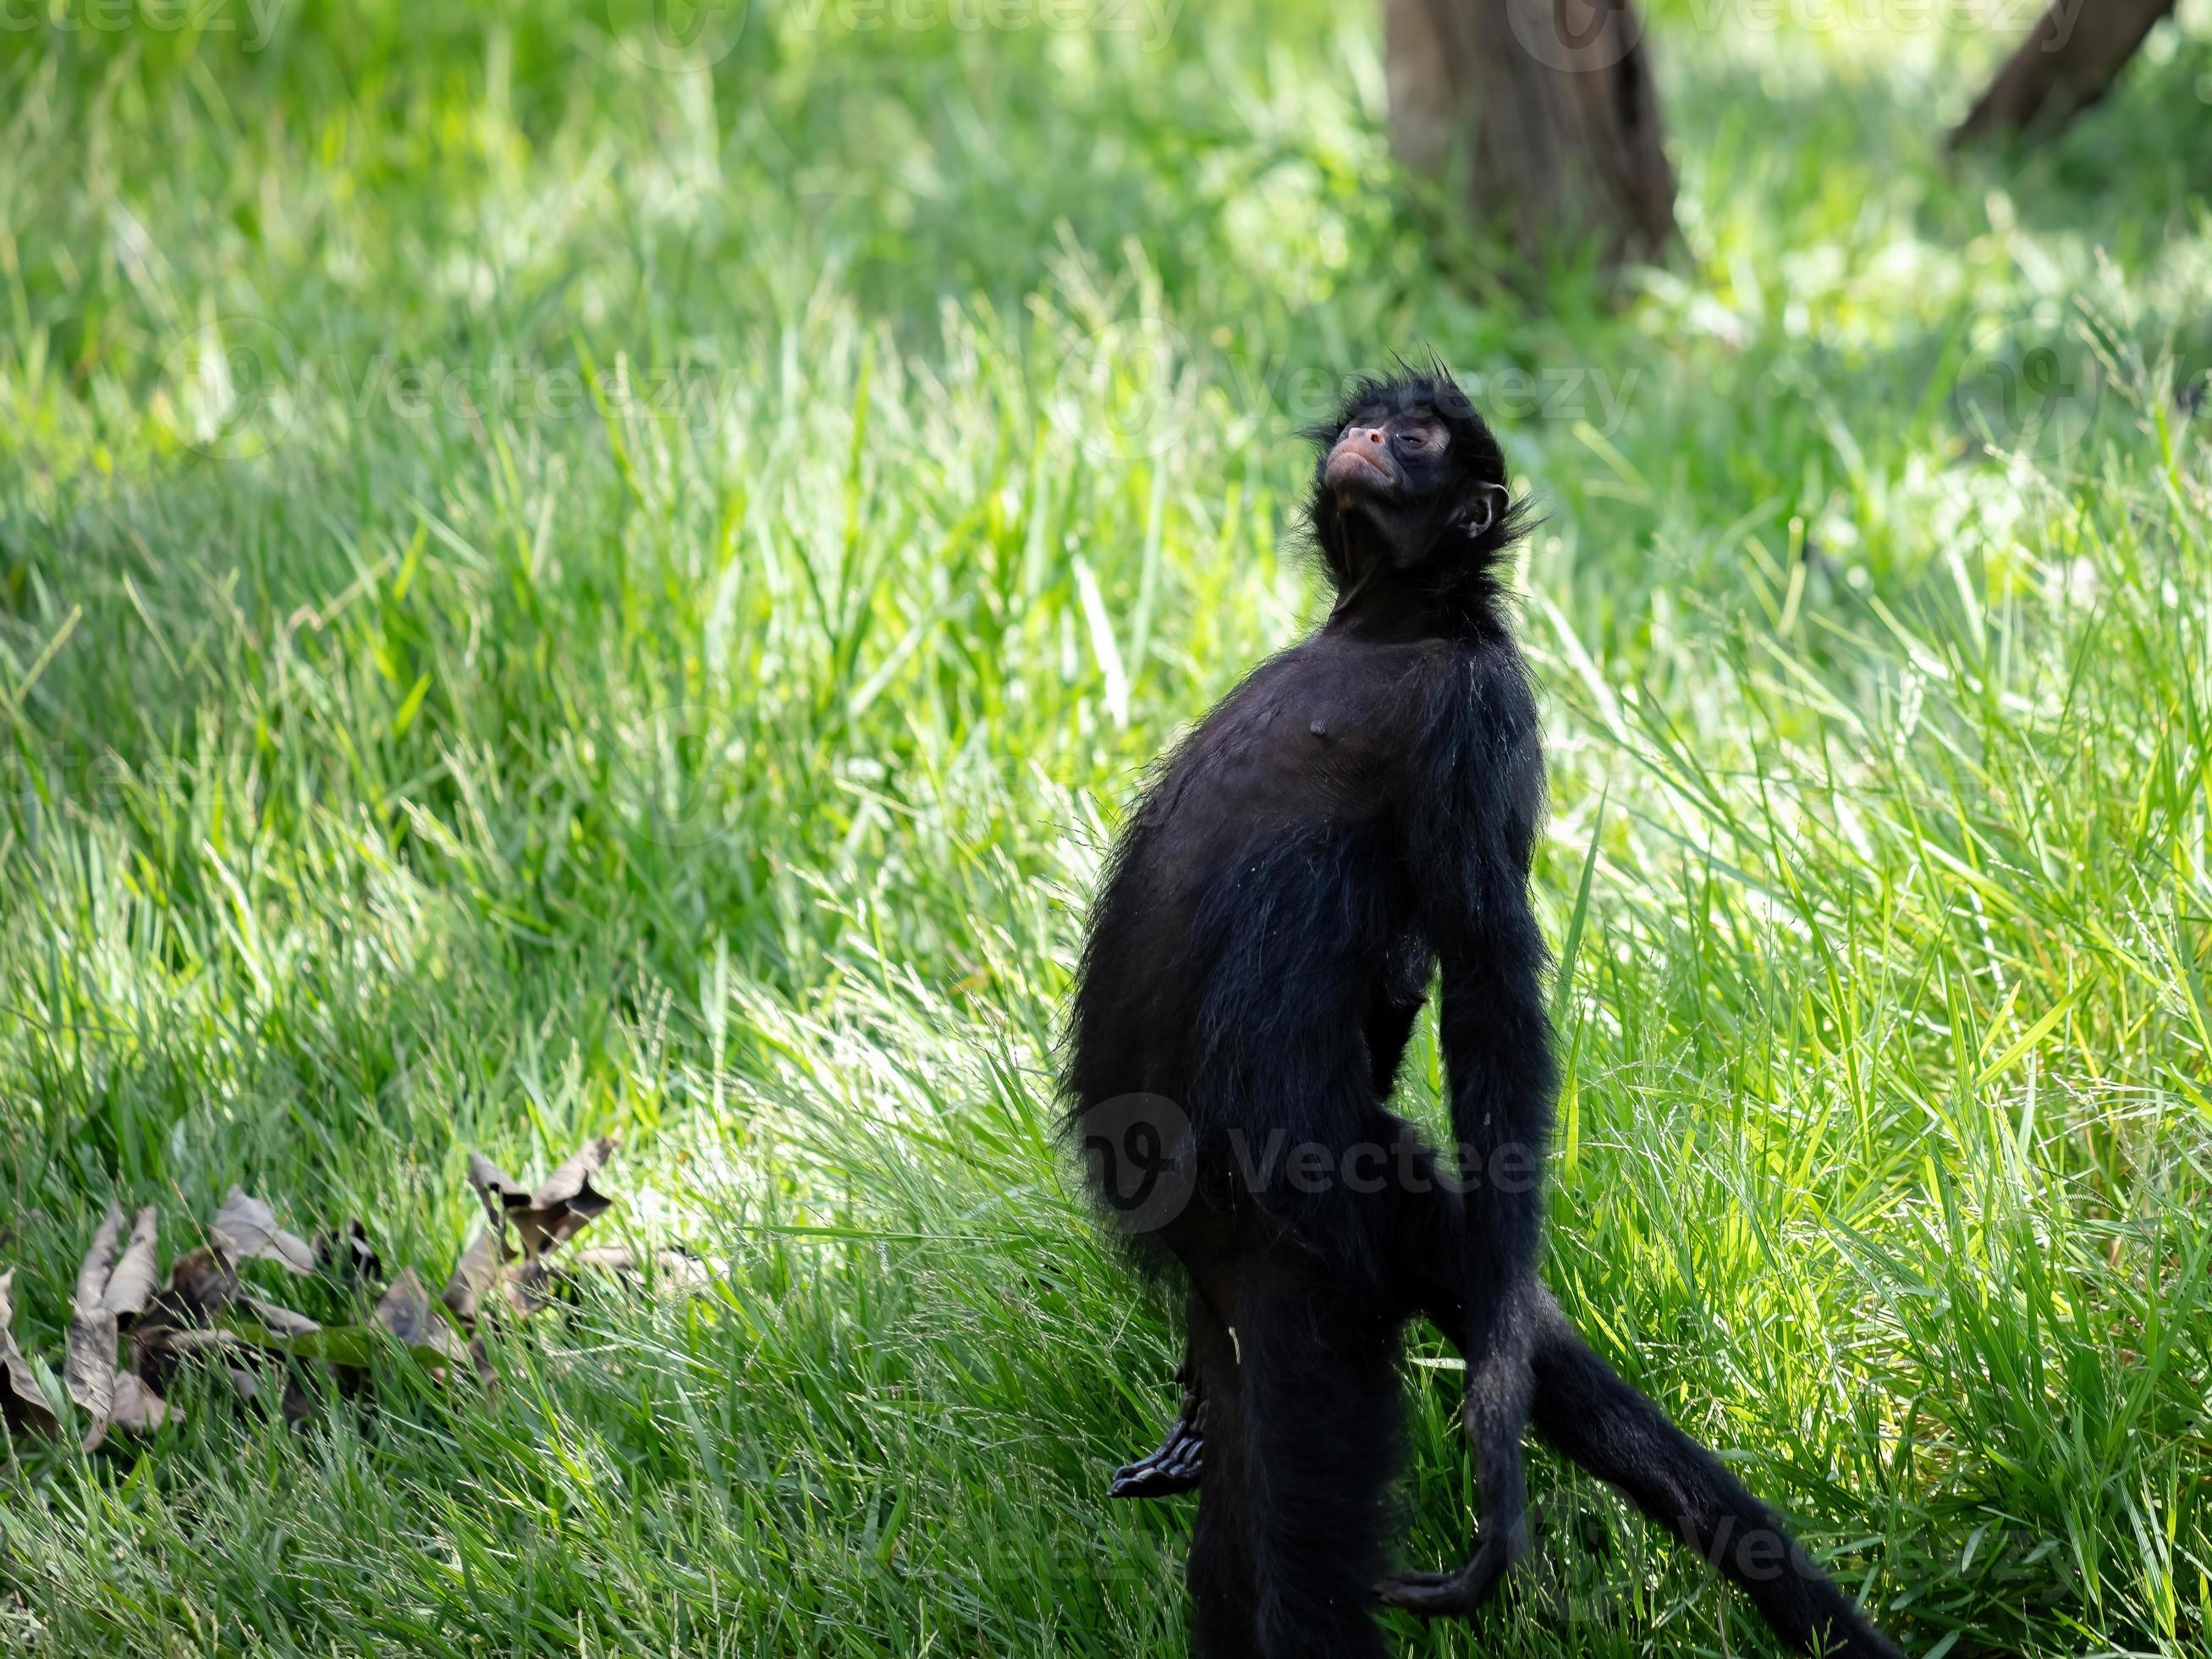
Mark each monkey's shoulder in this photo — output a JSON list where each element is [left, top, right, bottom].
[[1255, 630, 1528, 747], [1148, 638, 1450, 817]]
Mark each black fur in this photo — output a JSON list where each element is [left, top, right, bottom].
[[1063, 367, 1905, 1658]]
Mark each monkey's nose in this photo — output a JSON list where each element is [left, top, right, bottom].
[[1326, 427, 1396, 492]]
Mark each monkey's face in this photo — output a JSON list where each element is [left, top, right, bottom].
[[1311, 371, 1512, 575]]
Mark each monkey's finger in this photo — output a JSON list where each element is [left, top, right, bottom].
[[1109, 1458, 1205, 1498], [1372, 1570, 1468, 1617], [1160, 1449, 1202, 1480], [1121, 1438, 1202, 1475], [1108, 1424, 1207, 1497]]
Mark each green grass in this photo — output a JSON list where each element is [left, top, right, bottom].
[[2, 1, 2211, 1652]]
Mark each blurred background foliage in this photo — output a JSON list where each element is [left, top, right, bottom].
[[0, 0, 2209, 1653]]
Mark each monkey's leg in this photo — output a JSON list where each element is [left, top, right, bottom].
[[1113, 1111, 1444, 1504], [1112, 1204, 1246, 1499], [1182, 1279, 1262, 1658], [1233, 1245, 1400, 1659]]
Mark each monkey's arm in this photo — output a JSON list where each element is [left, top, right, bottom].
[[1375, 909, 1554, 1618], [1376, 651, 1559, 1612]]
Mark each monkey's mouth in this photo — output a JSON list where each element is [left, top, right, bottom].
[[1324, 440, 1397, 501]]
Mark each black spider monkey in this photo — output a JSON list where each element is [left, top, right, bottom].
[[1063, 367, 1904, 1659]]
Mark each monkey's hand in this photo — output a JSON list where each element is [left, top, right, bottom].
[[1108, 1380, 1205, 1498], [1380, 1298, 1537, 1617]]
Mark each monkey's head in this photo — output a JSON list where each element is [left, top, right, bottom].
[[1307, 367, 1521, 598]]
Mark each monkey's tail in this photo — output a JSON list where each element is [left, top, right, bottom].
[[1527, 1299, 1905, 1659]]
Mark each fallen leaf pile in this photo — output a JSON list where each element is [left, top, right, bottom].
[[0, 1137, 715, 1453]]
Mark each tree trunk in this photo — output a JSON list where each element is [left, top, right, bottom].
[[1384, 0, 1676, 271], [1952, 0, 2177, 146]]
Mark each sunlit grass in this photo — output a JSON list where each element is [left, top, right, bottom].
[[1, 2, 2209, 1654]]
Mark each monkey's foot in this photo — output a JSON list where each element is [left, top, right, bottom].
[[1374, 1536, 1519, 1618], [1108, 1412, 1204, 1498]]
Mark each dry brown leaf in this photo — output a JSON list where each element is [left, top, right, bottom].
[[74, 1203, 124, 1310], [73, 1200, 161, 1334], [240, 1295, 321, 1339], [514, 1137, 617, 1259], [64, 1200, 157, 1449], [441, 1226, 520, 1325], [107, 1372, 179, 1436], [373, 1269, 470, 1371], [64, 1306, 118, 1451], [531, 1137, 616, 1210], [209, 1188, 316, 1276], [465, 1137, 619, 1262], [0, 1268, 60, 1439], [371, 1268, 433, 1345], [465, 1155, 531, 1229], [105, 1208, 160, 1318]]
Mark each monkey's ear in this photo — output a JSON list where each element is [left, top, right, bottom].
[[1462, 482, 1510, 539]]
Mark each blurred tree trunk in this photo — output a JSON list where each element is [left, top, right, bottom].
[[1953, 0, 2176, 145], [1384, 0, 1676, 271]]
